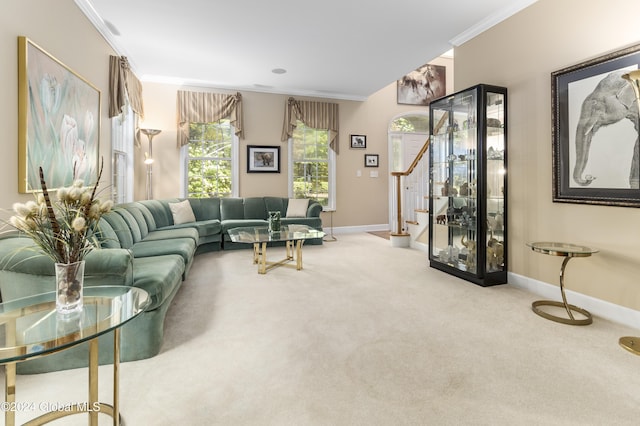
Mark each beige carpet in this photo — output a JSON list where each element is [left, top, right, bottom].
[[4, 233, 640, 425]]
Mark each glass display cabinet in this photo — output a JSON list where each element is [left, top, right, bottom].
[[428, 84, 507, 286]]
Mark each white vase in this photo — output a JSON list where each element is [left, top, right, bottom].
[[55, 260, 84, 314]]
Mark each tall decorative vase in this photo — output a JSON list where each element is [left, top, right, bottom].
[[55, 260, 84, 314]]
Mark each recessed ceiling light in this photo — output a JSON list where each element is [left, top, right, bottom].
[[104, 20, 121, 36], [272, 68, 287, 74]]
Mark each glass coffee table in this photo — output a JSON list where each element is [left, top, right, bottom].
[[527, 241, 598, 326], [228, 225, 325, 274], [0, 285, 150, 426]]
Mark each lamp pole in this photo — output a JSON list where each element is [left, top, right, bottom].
[[140, 128, 161, 200], [619, 70, 640, 356]]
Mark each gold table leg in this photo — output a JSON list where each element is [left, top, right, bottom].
[[252, 240, 305, 274], [4, 363, 16, 426], [19, 331, 122, 425], [296, 240, 303, 270], [531, 256, 592, 326]]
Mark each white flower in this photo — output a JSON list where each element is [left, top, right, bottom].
[[12, 202, 31, 218], [71, 217, 86, 232]]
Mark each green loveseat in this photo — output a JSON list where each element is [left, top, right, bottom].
[[0, 196, 322, 373]]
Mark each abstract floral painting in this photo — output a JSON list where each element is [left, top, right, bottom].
[[18, 36, 100, 193]]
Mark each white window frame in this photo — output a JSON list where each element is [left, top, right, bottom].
[[180, 121, 239, 198], [287, 126, 336, 211], [110, 105, 135, 204]]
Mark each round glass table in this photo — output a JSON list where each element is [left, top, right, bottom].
[[527, 242, 598, 326], [0, 285, 150, 426]]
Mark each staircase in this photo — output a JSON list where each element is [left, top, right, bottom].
[[389, 113, 448, 249]]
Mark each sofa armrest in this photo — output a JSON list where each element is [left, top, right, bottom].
[[307, 201, 323, 217]]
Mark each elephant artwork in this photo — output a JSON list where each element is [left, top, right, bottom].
[[572, 69, 639, 188]]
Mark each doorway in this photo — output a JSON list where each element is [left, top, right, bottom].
[[388, 113, 429, 233]]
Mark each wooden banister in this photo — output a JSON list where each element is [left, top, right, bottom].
[[390, 112, 448, 236]]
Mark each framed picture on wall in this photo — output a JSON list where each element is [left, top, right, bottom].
[[18, 36, 101, 193], [552, 43, 640, 207], [365, 154, 379, 168], [350, 134, 366, 149], [397, 63, 446, 106], [247, 145, 280, 173]]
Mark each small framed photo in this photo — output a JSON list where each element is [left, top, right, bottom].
[[350, 134, 367, 149], [247, 145, 280, 173], [365, 154, 379, 168]]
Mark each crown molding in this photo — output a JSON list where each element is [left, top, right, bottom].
[[449, 0, 538, 46], [74, 0, 138, 72]]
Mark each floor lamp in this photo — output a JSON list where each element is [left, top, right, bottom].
[[140, 128, 161, 200], [620, 70, 640, 356]]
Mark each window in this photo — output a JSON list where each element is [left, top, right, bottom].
[[110, 105, 135, 204], [288, 121, 335, 210], [185, 119, 238, 198]]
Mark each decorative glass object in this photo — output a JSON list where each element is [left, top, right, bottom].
[[55, 260, 85, 314], [268, 211, 281, 232]]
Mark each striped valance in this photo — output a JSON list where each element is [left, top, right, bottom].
[[281, 97, 339, 153], [177, 90, 244, 147]]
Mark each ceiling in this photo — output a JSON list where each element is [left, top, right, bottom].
[[76, 0, 537, 101]]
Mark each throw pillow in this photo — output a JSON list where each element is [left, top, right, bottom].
[[169, 200, 196, 225], [286, 198, 309, 218]]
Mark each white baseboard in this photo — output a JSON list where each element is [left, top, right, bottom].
[[508, 272, 640, 330], [324, 224, 390, 234]]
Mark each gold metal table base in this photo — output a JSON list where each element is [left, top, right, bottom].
[[5, 329, 122, 426], [253, 240, 303, 274], [531, 300, 592, 326], [530, 255, 592, 326], [619, 336, 640, 355]]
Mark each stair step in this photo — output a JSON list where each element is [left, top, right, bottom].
[[406, 220, 419, 225]]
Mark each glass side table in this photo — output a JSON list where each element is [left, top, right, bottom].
[[0, 285, 150, 426], [527, 242, 598, 326]]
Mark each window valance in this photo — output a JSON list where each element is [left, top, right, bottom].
[[281, 97, 339, 153], [177, 90, 244, 147], [108, 56, 144, 119]]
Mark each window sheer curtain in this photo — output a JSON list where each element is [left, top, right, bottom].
[[176, 90, 244, 147], [281, 97, 340, 153]]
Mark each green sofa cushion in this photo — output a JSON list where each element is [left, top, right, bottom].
[[131, 238, 196, 265], [102, 211, 134, 249], [130, 202, 159, 231], [97, 218, 122, 249], [132, 254, 184, 310], [264, 197, 285, 215], [116, 208, 145, 243], [244, 197, 267, 219], [189, 198, 221, 221], [220, 198, 245, 220], [142, 228, 199, 244], [137, 199, 180, 228]]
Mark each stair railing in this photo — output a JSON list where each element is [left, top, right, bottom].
[[390, 112, 448, 236]]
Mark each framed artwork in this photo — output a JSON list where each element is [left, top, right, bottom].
[[247, 145, 280, 173], [350, 134, 366, 149], [552, 43, 640, 207], [18, 36, 101, 193], [365, 154, 379, 168], [397, 63, 446, 106]]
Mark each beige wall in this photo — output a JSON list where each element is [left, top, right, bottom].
[[0, 0, 115, 210], [140, 55, 453, 228], [455, 0, 640, 310]]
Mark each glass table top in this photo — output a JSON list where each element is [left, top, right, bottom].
[[228, 225, 325, 244], [0, 286, 150, 364], [526, 241, 599, 257]]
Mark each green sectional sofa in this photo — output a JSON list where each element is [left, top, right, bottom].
[[0, 196, 322, 373]]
